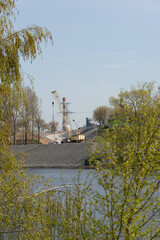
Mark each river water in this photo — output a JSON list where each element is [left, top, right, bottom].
[[27, 168, 100, 192], [25, 168, 160, 239]]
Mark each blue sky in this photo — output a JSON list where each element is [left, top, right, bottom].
[[15, 0, 160, 128]]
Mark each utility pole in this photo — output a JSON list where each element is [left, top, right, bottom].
[[52, 101, 54, 122]]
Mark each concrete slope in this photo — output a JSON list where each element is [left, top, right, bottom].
[[11, 127, 98, 168], [11, 142, 90, 168]]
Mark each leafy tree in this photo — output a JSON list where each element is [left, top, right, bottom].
[[30, 94, 50, 142], [9, 85, 50, 145], [19, 86, 34, 144], [39, 119, 49, 132], [108, 82, 160, 164], [89, 81, 160, 239], [28, 88, 41, 144], [3, 85, 23, 145], [49, 120, 58, 133], [93, 105, 112, 126], [0, 0, 53, 237], [0, 0, 53, 144], [33, 96, 42, 143]]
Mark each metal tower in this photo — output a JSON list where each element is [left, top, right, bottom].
[[51, 91, 72, 132], [62, 97, 67, 131]]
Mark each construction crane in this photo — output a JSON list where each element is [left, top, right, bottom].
[[51, 91, 71, 132], [51, 91, 85, 143], [72, 119, 82, 134], [71, 119, 85, 143], [51, 91, 63, 113]]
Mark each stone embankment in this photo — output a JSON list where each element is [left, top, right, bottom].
[[11, 127, 98, 168]]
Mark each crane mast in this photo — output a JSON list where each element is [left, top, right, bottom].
[[51, 90, 85, 143]]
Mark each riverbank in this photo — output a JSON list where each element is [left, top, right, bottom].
[[11, 142, 91, 169]]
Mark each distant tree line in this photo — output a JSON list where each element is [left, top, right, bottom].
[[8, 86, 58, 145]]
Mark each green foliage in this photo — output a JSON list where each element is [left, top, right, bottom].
[[89, 82, 160, 239], [108, 82, 160, 165], [93, 105, 112, 126], [0, 0, 54, 238], [0, 1, 159, 239], [6, 81, 157, 240], [0, 0, 53, 145]]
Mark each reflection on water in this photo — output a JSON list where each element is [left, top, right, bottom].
[[24, 168, 160, 238], [27, 168, 100, 192]]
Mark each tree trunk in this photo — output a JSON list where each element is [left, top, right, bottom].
[[13, 120, 16, 145], [38, 123, 40, 144], [24, 124, 28, 145], [32, 119, 34, 144]]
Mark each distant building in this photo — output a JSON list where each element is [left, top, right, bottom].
[[86, 117, 94, 127]]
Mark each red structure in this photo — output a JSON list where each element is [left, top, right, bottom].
[[51, 91, 72, 132], [62, 97, 67, 131]]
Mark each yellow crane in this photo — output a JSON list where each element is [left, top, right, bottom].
[[51, 91, 85, 143], [71, 119, 85, 143], [51, 91, 63, 113]]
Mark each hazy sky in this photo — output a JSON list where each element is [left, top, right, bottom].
[[15, 0, 160, 128]]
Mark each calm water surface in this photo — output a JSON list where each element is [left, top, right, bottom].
[[27, 168, 99, 192]]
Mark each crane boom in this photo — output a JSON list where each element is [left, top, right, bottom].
[[72, 119, 81, 134], [51, 91, 63, 113]]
